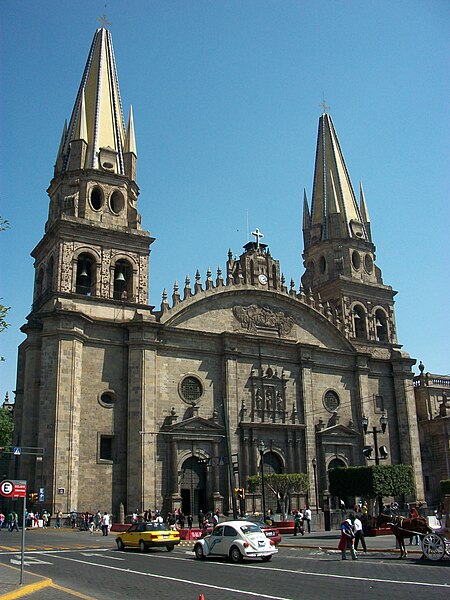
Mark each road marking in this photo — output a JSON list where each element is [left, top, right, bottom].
[[10, 555, 53, 566], [41, 552, 449, 598], [49, 582, 98, 599], [80, 552, 125, 560]]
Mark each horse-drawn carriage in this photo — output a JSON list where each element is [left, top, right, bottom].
[[421, 529, 450, 561]]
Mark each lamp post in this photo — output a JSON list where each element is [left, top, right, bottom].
[[311, 457, 319, 514], [258, 440, 266, 521], [361, 414, 388, 515]]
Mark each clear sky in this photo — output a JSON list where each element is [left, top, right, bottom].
[[0, 0, 449, 400]]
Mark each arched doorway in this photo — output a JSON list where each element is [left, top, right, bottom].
[[327, 458, 348, 510], [262, 451, 282, 514], [179, 456, 207, 518]]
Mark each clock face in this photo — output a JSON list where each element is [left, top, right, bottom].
[[258, 274, 268, 285]]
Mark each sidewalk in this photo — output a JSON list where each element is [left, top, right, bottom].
[[0, 563, 52, 600]]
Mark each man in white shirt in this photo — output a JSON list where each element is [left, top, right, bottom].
[[101, 512, 110, 536], [303, 507, 312, 533], [352, 514, 367, 552]]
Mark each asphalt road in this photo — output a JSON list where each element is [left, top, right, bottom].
[[0, 529, 449, 600]]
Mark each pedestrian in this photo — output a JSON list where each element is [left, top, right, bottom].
[[409, 507, 420, 545], [178, 511, 185, 529], [101, 512, 110, 536], [94, 511, 102, 531], [293, 510, 304, 536], [198, 509, 204, 528], [10, 511, 20, 532], [88, 514, 95, 534], [303, 506, 312, 533], [338, 518, 357, 560], [70, 509, 77, 529], [0, 511, 4, 531], [352, 514, 367, 553], [187, 514, 193, 529], [55, 510, 62, 528]]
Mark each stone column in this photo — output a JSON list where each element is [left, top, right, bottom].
[[299, 348, 317, 509]]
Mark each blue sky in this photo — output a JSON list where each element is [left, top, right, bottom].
[[1, 0, 449, 399]]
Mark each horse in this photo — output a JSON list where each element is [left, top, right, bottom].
[[377, 513, 431, 558]]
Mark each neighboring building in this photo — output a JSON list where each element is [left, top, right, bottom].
[[13, 26, 424, 518], [414, 363, 450, 506]]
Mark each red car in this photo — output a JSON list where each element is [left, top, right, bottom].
[[241, 518, 282, 545]]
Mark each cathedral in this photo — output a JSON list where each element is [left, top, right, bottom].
[[13, 26, 424, 519]]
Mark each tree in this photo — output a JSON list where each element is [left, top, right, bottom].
[[248, 473, 309, 519], [0, 408, 13, 447], [329, 465, 415, 513]]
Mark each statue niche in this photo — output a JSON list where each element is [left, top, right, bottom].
[[249, 366, 287, 424]]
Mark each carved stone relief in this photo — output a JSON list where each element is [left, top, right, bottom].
[[233, 304, 294, 337]]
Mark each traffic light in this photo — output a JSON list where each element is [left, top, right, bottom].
[[235, 488, 245, 500]]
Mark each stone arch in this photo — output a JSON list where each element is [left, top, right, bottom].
[[113, 257, 134, 300], [352, 303, 366, 339], [75, 251, 97, 296], [374, 307, 389, 342], [179, 454, 207, 518], [46, 255, 54, 292]]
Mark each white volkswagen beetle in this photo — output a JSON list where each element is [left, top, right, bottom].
[[193, 520, 278, 563]]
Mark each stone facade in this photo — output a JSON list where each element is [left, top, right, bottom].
[[13, 26, 425, 519]]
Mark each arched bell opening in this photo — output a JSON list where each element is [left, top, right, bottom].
[[353, 304, 366, 339], [76, 253, 95, 296], [113, 260, 132, 300], [375, 309, 388, 342], [46, 256, 54, 292]]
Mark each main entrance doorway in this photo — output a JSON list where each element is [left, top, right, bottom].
[[180, 456, 207, 517]]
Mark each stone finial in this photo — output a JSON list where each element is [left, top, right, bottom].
[[325, 301, 333, 320], [172, 281, 181, 306], [235, 263, 244, 284], [205, 267, 214, 290], [419, 361, 425, 374], [289, 278, 296, 297], [315, 417, 325, 431], [226, 267, 233, 286], [216, 266, 224, 287], [194, 270, 202, 294], [161, 288, 169, 313], [280, 273, 287, 293], [184, 275, 192, 300]]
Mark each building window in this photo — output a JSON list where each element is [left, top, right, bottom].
[[99, 435, 113, 462], [323, 390, 340, 413], [98, 390, 115, 408], [353, 305, 366, 339], [76, 253, 95, 296], [179, 375, 203, 404]]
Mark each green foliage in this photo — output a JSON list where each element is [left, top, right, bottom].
[[0, 408, 14, 447], [329, 464, 415, 499], [440, 480, 450, 497], [247, 473, 309, 519]]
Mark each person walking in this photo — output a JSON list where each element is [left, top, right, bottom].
[[0, 511, 5, 531], [338, 518, 357, 560], [187, 514, 193, 529], [101, 512, 110, 536], [55, 510, 62, 528], [352, 514, 367, 553], [70, 510, 77, 529], [303, 506, 312, 533], [293, 510, 304, 536]]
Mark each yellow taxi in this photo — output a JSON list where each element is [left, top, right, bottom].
[[116, 522, 180, 552]]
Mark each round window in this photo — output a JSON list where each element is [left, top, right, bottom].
[[90, 186, 103, 210], [323, 390, 340, 413], [364, 254, 374, 274], [179, 376, 203, 404], [352, 250, 361, 270], [98, 390, 115, 407], [110, 190, 124, 214]]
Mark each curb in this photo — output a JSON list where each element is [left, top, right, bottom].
[[0, 578, 52, 600], [279, 543, 423, 554]]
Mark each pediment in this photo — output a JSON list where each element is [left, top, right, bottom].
[[164, 416, 225, 434], [159, 287, 353, 352], [317, 423, 360, 438]]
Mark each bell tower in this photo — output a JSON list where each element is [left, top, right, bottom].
[[302, 111, 397, 345], [32, 26, 153, 312]]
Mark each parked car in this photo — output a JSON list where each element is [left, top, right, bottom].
[[242, 518, 282, 545], [194, 521, 278, 563], [116, 522, 180, 552]]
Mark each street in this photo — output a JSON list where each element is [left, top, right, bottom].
[[0, 529, 448, 599]]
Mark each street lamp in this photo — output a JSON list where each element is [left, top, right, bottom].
[[311, 457, 319, 514], [258, 440, 266, 521], [361, 414, 388, 515]]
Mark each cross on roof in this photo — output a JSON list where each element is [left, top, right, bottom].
[[320, 96, 330, 114], [97, 13, 112, 28], [251, 228, 264, 248]]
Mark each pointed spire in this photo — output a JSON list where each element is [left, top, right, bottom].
[[172, 281, 180, 306], [359, 181, 372, 241], [60, 27, 127, 175], [56, 120, 67, 162], [310, 113, 368, 245], [124, 105, 137, 155], [216, 266, 224, 287]]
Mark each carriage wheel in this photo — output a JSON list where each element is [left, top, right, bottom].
[[422, 533, 445, 561]]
